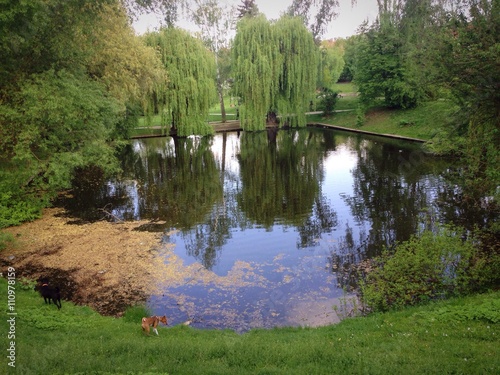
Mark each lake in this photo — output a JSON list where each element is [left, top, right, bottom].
[[64, 127, 484, 332]]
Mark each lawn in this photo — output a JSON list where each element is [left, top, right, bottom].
[[136, 99, 238, 129], [309, 88, 458, 141], [1, 278, 498, 374]]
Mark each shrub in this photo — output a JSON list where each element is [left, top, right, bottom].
[[359, 227, 480, 312], [0, 191, 45, 229], [317, 87, 338, 117]]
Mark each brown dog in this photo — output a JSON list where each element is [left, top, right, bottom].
[[141, 315, 168, 336]]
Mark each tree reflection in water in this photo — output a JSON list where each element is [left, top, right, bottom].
[[60, 128, 491, 330]]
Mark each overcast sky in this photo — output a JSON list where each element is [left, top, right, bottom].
[[133, 0, 379, 39]]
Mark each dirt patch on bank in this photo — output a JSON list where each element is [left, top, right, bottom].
[[0, 208, 274, 317], [0, 208, 177, 315]]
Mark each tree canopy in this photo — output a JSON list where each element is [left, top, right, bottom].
[[318, 39, 345, 89], [237, 0, 260, 19], [232, 15, 318, 131], [436, 0, 500, 198], [143, 27, 217, 136], [0, 0, 165, 227], [348, 0, 499, 199], [191, 0, 236, 123], [287, 0, 340, 41], [351, 2, 428, 109]]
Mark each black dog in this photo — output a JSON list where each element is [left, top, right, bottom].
[[35, 279, 62, 309]]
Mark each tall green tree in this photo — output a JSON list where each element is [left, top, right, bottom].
[[231, 15, 277, 130], [287, 0, 340, 41], [318, 39, 345, 89], [337, 36, 358, 82], [144, 27, 217, 136], [236, 0, 260, 19], [437, 0, 500, 200], [232, 15, 318, 131], [352, 0, 437, 109], [191, 0, 236, 123], [0, 0, 165, 227]]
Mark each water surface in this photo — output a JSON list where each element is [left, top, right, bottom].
[[65, 128, 483, 331]]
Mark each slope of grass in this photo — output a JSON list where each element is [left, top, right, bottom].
[[308, 100, 458, 141], [308, 82, 459, 141], [1, 278, 498, 374]]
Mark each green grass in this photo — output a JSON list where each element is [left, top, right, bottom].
[[136, 99, 238, 130], [137, 114, 163, 128], [332, 82, 358, 95], [308, 82, 459, 141], [1, 278, 498, 374], [308, 99, 458, 141]]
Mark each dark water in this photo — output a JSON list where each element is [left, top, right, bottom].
[[64, 127, 493, 332]]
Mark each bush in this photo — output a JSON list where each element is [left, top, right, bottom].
[[317, 87, 338, 117], [359, 227, 483, 312], [0, 191, 45, 229]]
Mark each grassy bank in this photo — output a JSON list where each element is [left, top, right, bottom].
[[308, 83, 459, 141], [1, 278, 498, 374]]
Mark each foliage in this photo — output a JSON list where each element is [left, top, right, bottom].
[[0, 0, 97, 87], [232, 15, 318, 130], [0, 192, 46, 229], [353, 20, 424, 109], [349, 0, 451, 110], [337, 36, 356, 81], [318, 39, 345, 88], [86, 2, 168, 117], [317, 87, 338, 116], [274, 17, 319, 127], [436, 0, 500, 200], [191, 0, 236, 123], [231, 15, 277, 130], [143, 27, 217, 137], [0, 70, 123, 228], [236, 0, 260, 18], [10, 70, 121, 158], [355, 104, 366, 127], [287, 0, 340, 41], [427, 298, 500, 324], [0, 0, 165, 227], [359, 227, 494, 312]]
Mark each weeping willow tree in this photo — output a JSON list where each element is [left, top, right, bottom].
[[144, 28, 217, 136], [231, 15, 279, 131], [232, 15, 318, 131], [274, 17, 319, 128]]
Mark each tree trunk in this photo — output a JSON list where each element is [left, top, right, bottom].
[[266, 111, 278, 125], [217, 79, 226, 123]]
